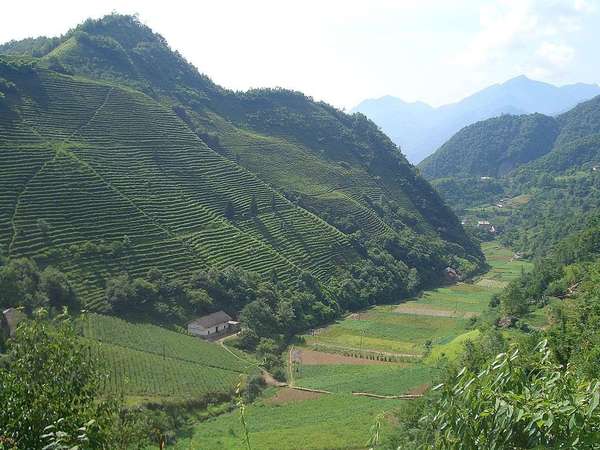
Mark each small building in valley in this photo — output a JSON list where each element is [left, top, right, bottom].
[[187, 311, 238, 338], [477, 220, 496, 233]]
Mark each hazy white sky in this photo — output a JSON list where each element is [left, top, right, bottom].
[[2, 0, 599, 109]]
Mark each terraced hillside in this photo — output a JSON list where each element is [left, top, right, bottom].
[[80, 314, 253, 400], [0, 62, 355, 310], [0, 15, 482, 325], [0, 14, 479, 265]]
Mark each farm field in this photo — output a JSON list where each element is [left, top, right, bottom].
[[171, 241, 531, 449], [80, 314, 254, 401], [168, 391, 397, 450], [294, 362, 437, 396], [302, 241, 531, 358]]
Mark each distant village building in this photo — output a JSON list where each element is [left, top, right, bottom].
[[187, 311, 239, 338], [480, 176, 492, 181], [444, 267, 461, 282], [477, 220, 496, 233]]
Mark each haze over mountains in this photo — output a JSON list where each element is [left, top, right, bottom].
[[352, 76, 600, 163]]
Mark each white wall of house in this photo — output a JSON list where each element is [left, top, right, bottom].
[[188, 322, 230, 337]]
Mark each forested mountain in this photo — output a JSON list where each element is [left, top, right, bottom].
[[420, 95, 600, 180], [352, 75, 600, 163], [417, 93, 600, 259], [0, 15, 480, 326]]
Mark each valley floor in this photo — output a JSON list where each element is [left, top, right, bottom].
[[167, 241, 534, 449]]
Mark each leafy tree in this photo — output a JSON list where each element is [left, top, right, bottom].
[[40, 267, 78, 310], [0, 315, 118, 449], [418, 341, 600, 450], [0, 258, 45, 312]]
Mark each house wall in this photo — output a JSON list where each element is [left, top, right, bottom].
[[188, 322, 230, 337]]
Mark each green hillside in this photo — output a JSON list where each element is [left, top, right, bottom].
[[0, 14, 481, 323], [419, 113, 559, 179], [0, 14, 477, 258], [80, 313, 253, 400], [416, 89, 600, 257], [419, 94, 600, 181]]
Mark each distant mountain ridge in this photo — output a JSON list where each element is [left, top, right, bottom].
[[352, 76, 600, 163], [418, 95, 600, 180]]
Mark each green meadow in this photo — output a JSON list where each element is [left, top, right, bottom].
[[295, 364, 437, 396], [169, 392, 397, 450]]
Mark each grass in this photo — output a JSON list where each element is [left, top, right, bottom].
[[304, 242, 531, 359], [168, 392, 398, 450], [161, 241, 533, 448], [80, 314, 254, 401], [295, 363, 437, 396]]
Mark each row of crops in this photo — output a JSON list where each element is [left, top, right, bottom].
[[80, 314, 253, 398], [80, 314, 250, 373], [90, 340, 243, 398], [0, 69, 359, 310]]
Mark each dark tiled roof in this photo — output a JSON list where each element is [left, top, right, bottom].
[[189, 311, 232, 329]]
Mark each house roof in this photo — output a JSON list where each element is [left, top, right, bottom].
[[189, 310, 232, 329]]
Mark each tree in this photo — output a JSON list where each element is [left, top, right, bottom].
[[36, 218, 50, 239], [0, 258, 46, 311], [105, 274, 134, 314], [0, 315, 118, 449], [249, 195, 258, 217], [418, 341, 600, 450], [40, 266, 78, 310]]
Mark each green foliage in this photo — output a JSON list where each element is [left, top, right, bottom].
[[419, 341, 600, 449], [0, 316, 118, 449], [420, 113, 559, 179], [0, 258, 78, 313]]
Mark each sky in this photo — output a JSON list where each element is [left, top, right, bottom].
[[1, 0, 599, 109]]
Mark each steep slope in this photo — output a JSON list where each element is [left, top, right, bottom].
[[420, 95, 600, 180], [352, 76, 600, 163], [0, 60, 355, 310], [0, 15, 479, 269], [0, 14, 482, 321], [418, 113, 559, 179]]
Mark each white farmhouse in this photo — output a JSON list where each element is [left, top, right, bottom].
[[187, 311, 236, 338]]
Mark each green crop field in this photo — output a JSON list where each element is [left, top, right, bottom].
[[304, 241, 531, 357], [80, 314, 254, 401], [168, 392, 398, 450], [295, 363, 437, 396]]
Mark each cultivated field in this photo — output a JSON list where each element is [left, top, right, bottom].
[[163, 242, 534, 448], [80, 314, 254, 401]]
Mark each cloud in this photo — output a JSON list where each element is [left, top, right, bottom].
[[450, 0, 591, 78], [536, 41, 575, 67]]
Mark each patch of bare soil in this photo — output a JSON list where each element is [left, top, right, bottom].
[[262, 370, 286, 387], [265, 387, 323, 405], [298, 349, 403, 366], [394, 304, 478, 318]]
